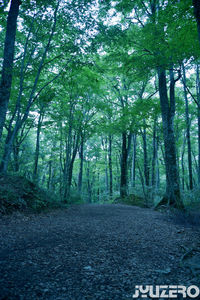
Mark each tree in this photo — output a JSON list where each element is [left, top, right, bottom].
[[1, 0, 200, 209], [182, 63, 193, 190], [0, 0, 21, 141], [157, 67, 182, 207], [0, 0, 61, 173], [193, 0, 200, 44]]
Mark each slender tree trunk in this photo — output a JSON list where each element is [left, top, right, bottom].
[[156, 146, 160, 190], [87, 161, 92, 203], [13, 143, 20, 172], [63, 105, 73, 200], [108, 134, 113, 198], [175, 124, 181, 190], [33, 108, 44, 181], [41, 171, 46, 187], [0, 123, 18, 172], [78, 135, 84, 193], [97, 171, 100, 202], [120, 132, 128, 198], [193, 0, 200, 44], [0, 0, 21, 141], [120, 132, 132, 197], [142, 121, 150, 187], [12, 122, 32, 173], [157, 67, 183, 208], [151, 118, 157, 188], [182, 64, 193, 189], [137, 162, 148, 205], [67, 134, 80, 196], [196, 63, 200, 185], [116, 153, 120, 191], [101, 137, 109, 196], [181, 134, 186, 190], [104, 139, 109, 196], [151, 118, 159, 199], [131, 134, 137, 188], [47, 160, 52, 190]]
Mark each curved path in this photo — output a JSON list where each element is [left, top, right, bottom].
[[0, 204, 199, 299]]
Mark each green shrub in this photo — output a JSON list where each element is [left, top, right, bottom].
[[0, 174, 62, 214], [114, 194, 149, 208]]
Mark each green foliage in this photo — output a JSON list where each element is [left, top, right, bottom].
[[67, 189, 84, 205], [0, 175, 62, 214], [183, 188, 200, 211], [1, 0, 200, 211], [114, 194, 148, 208]]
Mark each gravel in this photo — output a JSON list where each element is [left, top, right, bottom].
[[0, 204, 199, 299]]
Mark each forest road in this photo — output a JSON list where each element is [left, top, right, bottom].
[[0, 204, 199, 300]]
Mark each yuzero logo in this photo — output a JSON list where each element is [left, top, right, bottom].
[[132, 285, 200, 298]]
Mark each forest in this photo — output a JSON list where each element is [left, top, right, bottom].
[[0, 0, 200, 211], [1, 1, 200, 299]]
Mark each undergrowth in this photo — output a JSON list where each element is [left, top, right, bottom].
[[0, 174, 63, 214]]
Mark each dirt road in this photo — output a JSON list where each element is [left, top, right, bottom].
[[0, 204, 199, 299]]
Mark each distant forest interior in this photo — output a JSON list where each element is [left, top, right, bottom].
[[0, 0, 200, 212]]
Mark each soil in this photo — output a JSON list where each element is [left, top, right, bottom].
[[0, 204, 200, 300]]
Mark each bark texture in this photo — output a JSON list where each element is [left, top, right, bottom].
[[196, 64, 200, 185], [0, 0, 21, 141], [78, 135, 84, 193], [142, 123, 150, 187], [120, 132, 131, 198], [33, 108, 44, 180], [182, 64, 193, 190], [193, 0, 200, 44], [108, 135, 113, 198], [157, 67, 183, 208]]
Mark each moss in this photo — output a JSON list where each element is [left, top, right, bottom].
[[0, 174, 57, 214], [114, 194, 148, 208]]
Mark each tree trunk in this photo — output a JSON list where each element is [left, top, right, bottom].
[[64, 129, 80, 201], [104, 138, 109, 196], [67, 135, 80, 197], [78, 134, 84, 193], [97, 172, 100, 202], [182, 64, 193, 189], [131, 134, 137, 188], [101, 137, 109, 197], [47, 160, 52, 190], [181, 134, 186, 190], [120, 132, 128, 198], [86, 161, 92, 203], [142, 121, 150, 187], [151, 118, 157, 188], [155, 147, 160, 190], [63, 105, 73, 200], [33, 108, 44, 181], [193, 0, 200, 44], [0, 123, 17, 173], [120, 132, 131, 198], [13, 143, 20, 172], [196, 63, 200, 185], [0, 0, 21, 141], [157, 67, 183, 208], [108, 134, 113, 198]]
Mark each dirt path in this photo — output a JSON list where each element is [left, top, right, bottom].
[[0, 204, 199, 300]]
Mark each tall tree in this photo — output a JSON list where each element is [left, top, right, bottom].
[[108, 134, 113, 198], [157, 67, 182, 207], [0, 0, 21, 141], [0, 0, 60, 173], [182, 63, 193, 190], [193, 0, 200, 44]]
